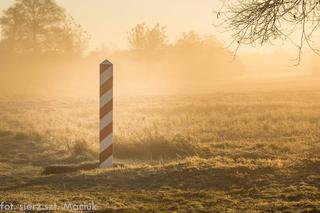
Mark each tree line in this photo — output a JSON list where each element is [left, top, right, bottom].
[[0, 0, 244, 94], [1, 0, 318, 95]]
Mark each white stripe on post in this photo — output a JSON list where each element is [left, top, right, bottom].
[[100, 89, 113, 107], [100, 59, 113, 168]]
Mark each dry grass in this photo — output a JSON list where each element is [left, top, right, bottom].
[[0, 85, 319, 212]]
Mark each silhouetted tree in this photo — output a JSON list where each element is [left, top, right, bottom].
[[172, 31, 242, 80], [127, 23, 167, 51], [0, 0, 87, 56], [175, 31, 202, 49], [217, 0, 320, 63]]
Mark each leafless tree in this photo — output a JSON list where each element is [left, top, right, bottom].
[[216, 0, 320, 64]]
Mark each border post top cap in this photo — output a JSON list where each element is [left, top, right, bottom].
[[101, 59, 112, 65]]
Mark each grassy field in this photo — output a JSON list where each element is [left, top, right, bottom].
[[0, 84, 319, 212]]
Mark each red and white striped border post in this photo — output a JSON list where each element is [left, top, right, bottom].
[[100, 59, 113, 168]]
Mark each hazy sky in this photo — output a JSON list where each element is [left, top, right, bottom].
[[0, 0, 314, 69], [0, 0, 315, 79], [0, 0, 224, 50]]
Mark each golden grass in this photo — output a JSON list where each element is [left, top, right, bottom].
[[0, 87, 319, 212]]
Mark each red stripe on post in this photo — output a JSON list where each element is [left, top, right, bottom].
[[99, 144, 113, 163], [100, 63, 112, 73], [100, 122, 113, 141], [100, 99, 113, 119], [100, 77, 113, 96]]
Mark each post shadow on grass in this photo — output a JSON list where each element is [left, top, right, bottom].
[[2, 166, 258, 191], [42, 161, 126, 175], [4, 159, 319, 195]]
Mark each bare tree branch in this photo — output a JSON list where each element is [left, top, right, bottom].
[[216, 0, 320, 64]]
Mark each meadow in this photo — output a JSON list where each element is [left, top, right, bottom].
[[0, 80, 319, 212]]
